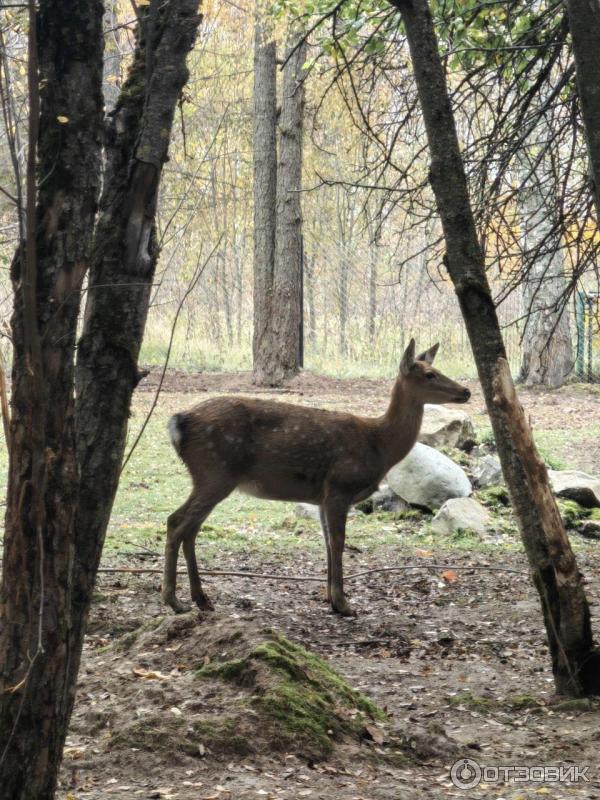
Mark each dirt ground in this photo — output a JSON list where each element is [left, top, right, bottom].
[[58, 370, 600, 800]]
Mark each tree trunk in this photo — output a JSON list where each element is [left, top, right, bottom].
[[264, 32, 307, 384], [73, 0, 201, 725], [391, 0, 599, 696], [565, 0, 600, 221], [252, 16, 277, 384], [0, 4, 201, 798], [0, 3, 104, 797], [517, 145, 572, 388]]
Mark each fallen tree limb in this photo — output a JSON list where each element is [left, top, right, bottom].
[[93, 563, 528, 581]]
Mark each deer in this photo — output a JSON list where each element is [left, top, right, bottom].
[[162, 339, 471, 617]]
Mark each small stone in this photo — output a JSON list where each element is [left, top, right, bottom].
[[295, 503, 320, 521], [473, 455, 504, 488], [579, 521, 600, 540], [418, 404, 476, 450], [548, 470, 600, 508], [431, 497, 491, 536]]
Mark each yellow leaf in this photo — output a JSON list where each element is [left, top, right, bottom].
[[56, 116, 69, 124]]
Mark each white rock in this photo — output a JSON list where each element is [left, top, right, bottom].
[[386, 443, 472, 510], [295, 503, 320, 521], [548, 470, 600, 508], [431, 497, 491, 536], [473, 455, 504, 488], [418, 404, 476, 450]]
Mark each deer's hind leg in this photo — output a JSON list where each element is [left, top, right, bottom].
[[163, 483, 233, 613]]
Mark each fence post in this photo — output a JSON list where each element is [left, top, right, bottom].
[[298, 233, 304, 369], [575, 291, 586, 379]]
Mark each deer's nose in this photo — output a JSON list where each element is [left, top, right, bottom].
[[462, 388, 471, 400]]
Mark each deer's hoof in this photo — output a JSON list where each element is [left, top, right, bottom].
[[164, 594, 191, 614], [194, 594, 215, 612], [331, 598, 355, 617]]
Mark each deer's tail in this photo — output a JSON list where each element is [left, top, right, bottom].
[[168, 413, 186, 453]]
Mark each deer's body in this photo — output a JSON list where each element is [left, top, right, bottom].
[[163, 340, 470, 616]]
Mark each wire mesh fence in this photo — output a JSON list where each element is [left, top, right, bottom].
[[141, 232, 530, 381]]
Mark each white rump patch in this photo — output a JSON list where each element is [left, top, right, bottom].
[[168, 415, 182, 449]]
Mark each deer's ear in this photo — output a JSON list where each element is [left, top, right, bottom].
[[400, 338, 416, 376], [417, 343, 439, 365]]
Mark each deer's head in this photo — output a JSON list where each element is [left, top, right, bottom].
[[399, 338, 471, 404]]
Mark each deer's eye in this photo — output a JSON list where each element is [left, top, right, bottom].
[[426, 372, 435, 380]]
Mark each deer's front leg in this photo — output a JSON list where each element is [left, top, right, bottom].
[[323, 492, 353, 616], [319, 506, 332, 603]]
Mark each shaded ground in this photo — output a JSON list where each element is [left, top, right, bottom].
[[54, 370, 600, 799], [63, 548, 600, 800]]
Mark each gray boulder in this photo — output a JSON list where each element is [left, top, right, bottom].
[[356, 485, 409, 514], [548, 470, 600, 508], [431, 497, 491, 536], [473, 455, 504, 488], [387, 443, 472, 510], [295, 503, 320, 522], [580, 521, 600, 540], [418, 404, 476, 450]]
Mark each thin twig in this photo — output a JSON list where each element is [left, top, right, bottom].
[[94, 563, 529, 581]]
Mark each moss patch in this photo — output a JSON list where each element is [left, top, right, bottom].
[[197, 632, 385, 760], [477, 485, 510, 509], [109, 714, 253, 758], [447, 692, 496, 712], [111, 616, 166, 652], [557, 499, 600, 529], [507, 693, 543, 711], [191, 718, 254, 756], [109, 716, 197, 756]]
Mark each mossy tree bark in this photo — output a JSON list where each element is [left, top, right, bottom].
[[0, 3, 201, 798], [389, 0, 600, 696]]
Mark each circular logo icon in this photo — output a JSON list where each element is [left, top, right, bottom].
[[450, 757, 482, 789]]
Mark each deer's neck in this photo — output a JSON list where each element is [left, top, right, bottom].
[[378, 380, 424, 469]]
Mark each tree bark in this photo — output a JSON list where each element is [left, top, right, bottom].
[[391, 0, 599, 696], [72, 0, 201, 737], [565, 0, 600, 221], [0, 3, 104, 797], [252, 16, 277, 384], [0, 3, 201, 798], [263, 32, 307, 385]]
